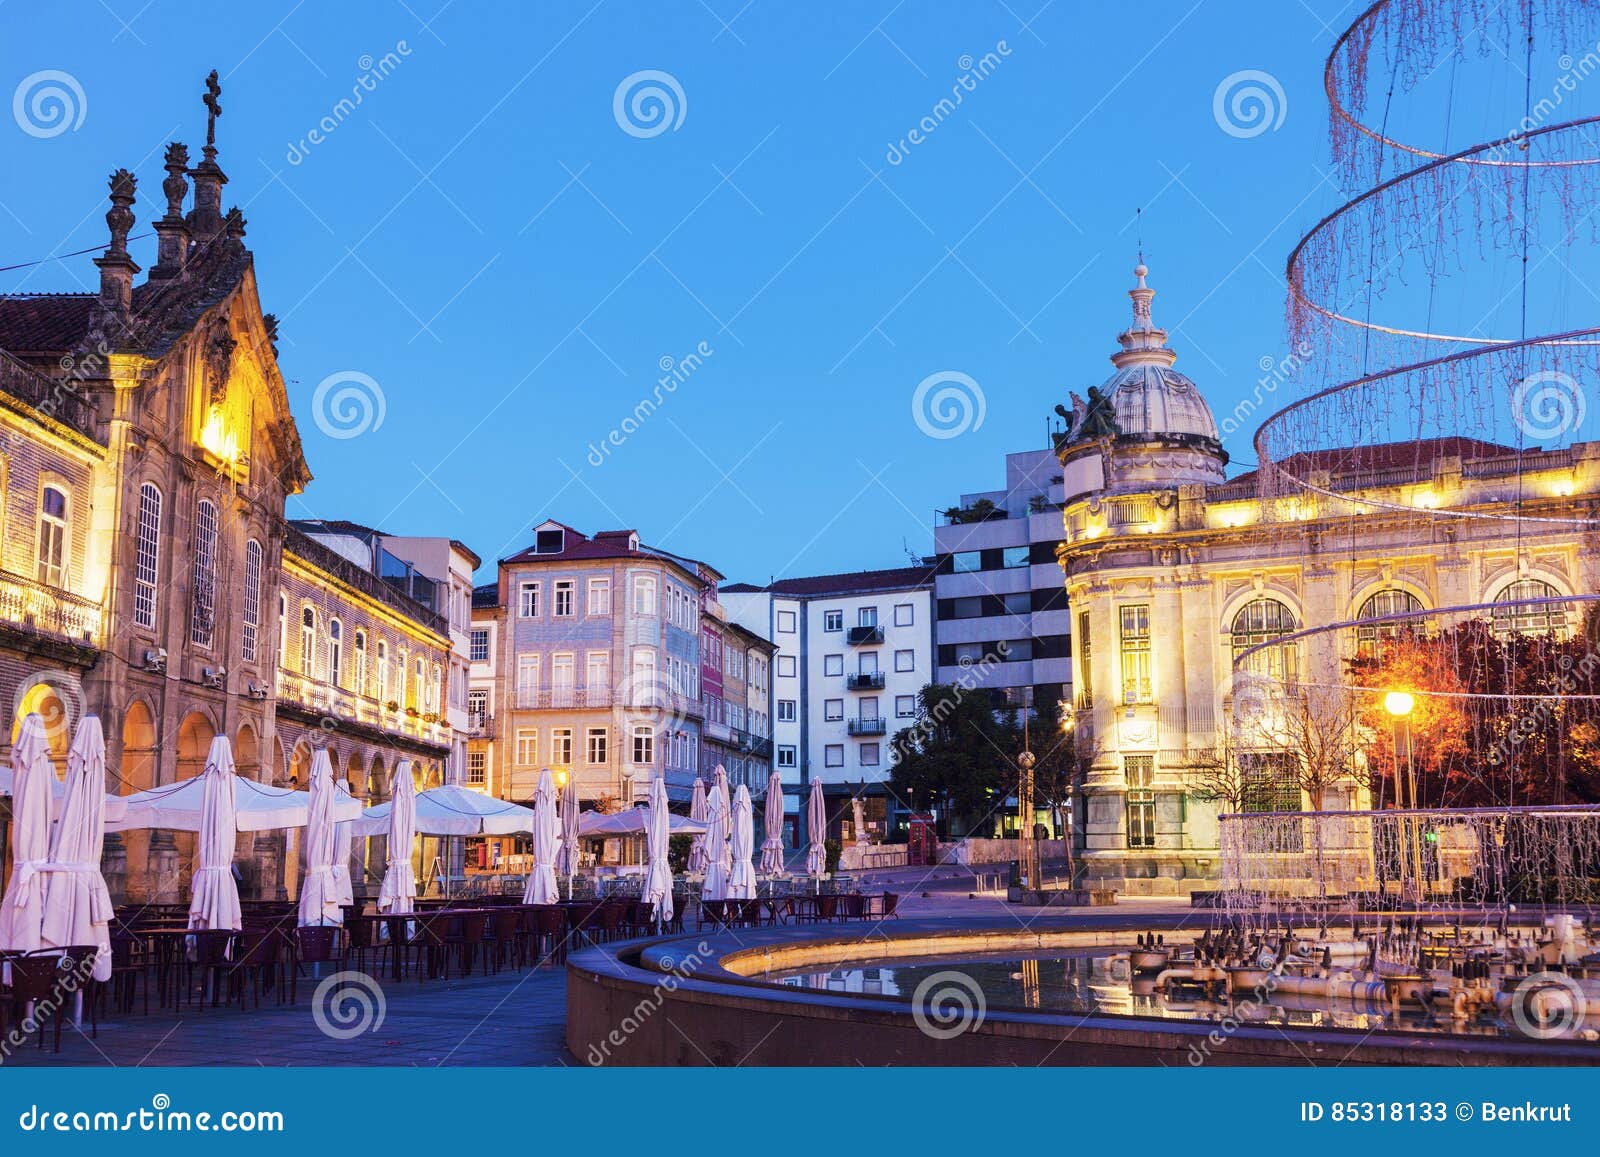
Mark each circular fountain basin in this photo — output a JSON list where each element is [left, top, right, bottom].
[[565, 914, 1600, 1066]]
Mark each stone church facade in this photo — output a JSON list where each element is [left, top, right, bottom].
[[0, 75, 453, 904]]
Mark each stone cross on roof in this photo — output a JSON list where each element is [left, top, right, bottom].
[[203, 70, 221, 146]]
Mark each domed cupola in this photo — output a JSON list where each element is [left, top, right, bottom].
[[1054, 262, 1227, 498]]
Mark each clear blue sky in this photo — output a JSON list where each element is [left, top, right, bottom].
[[0, 0, 1488, 583]]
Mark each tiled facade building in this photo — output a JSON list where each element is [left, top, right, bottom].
[[469, 521, 775, 814], [0, 77, 457, 904]]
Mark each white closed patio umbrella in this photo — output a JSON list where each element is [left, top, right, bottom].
[[377, 761, 417, 914], [728, 784, 756, 900], [687, 776, 709, 875], [559, 771, 580, 886], [297, 749, 343, 927], [641, 773, 674, 927], [702, 766, 731, 900], [331, 779, 356, 908], [40, 717, 113, 980], [188, 736, 242, 931], [521, 768, 560, 904], [0, 715, 55, 956], [759, 770, 786, 876], [806, 778, 826, 879]]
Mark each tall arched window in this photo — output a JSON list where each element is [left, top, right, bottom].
[[396, 648, 408, 708], [353, 629, 368, 695], [329, 619, 343, 687], [277, 592, 287, 667], [1492, 579, 1568, 637], [190, 498, 218, 646], [377, 640, 390, 703], [133, 483, 162, 629], [1230, 598, 1299, 681], [241, 540, 262, 662], [413, 656, 425, 711], [300, 606, 317, 675], [36, 483, 69, 588], [1354, 589, 1425, 656]]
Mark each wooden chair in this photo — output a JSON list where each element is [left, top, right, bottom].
[[533, 905, 569, 966], [187, 930, 238, 1009], [290, 926, 344, 1003]]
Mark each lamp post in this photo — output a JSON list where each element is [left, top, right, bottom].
[[1383, 690, 1422, 903], [1017, 689, 1038, 893]]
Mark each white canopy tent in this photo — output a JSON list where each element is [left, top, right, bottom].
[[727, 784, 756, 900], [521, 768, 561, 905], [641, 774, 674, 927], [353, 784, 537, 837], [0, 715, 54, 956], [759, 769, 786, 876], [687, 777, 709, 875], [377, 762, 418, 914], [702, 766, 732, 901], [106, 760, 362, 834], [39, 717, 114, 979], [297, 750, 343, 928], [806, 778, 827, 879], [576, 809, 708, 837]]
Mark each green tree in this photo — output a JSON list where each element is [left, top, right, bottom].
[[890, 683, 1018, 836]]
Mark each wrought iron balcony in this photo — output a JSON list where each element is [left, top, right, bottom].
[[466, 712, 495, 739], [846, 625, 884, 646], [847, 717, 887, 736], [846, 672, 885, 691]]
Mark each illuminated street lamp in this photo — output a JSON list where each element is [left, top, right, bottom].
[[1383, 689, 1423, 903]]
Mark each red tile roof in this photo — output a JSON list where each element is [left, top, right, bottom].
[[0, 293, 96, 353]]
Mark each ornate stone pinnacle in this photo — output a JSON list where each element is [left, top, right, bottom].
[[105, 168, 136, 256], [162, 143, 190, 218]]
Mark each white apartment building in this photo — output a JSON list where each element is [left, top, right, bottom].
[[722, 565, 936, 843]]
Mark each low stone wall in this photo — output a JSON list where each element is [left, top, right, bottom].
[[838, 843, 909, 871], [947, 837, 1068, 866]]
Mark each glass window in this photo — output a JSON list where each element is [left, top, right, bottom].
[[241, 539, 262, 663], [776, 745, 796, 768], [777, 610, 797, 633], [515, 729, 537, 766], [1002, 546, 1030, 568], [329, 619, 343, 686], [823, 610, 843, 632], [551, 728, 573, 765], [632, 575, 658, 616], [519, 581, 540, 618], [777, 655, 796, 678], [1492, 579, 1568, 637], [950, 551, 981, 573], [824, 699, 843, 721], [1077, 610, 1093, 708], [777, 699, 796, 722], [1119, 604, 1152, 705], [894, 603, 914, 627], [36, 484, 68, 588], [587, 727, 608, 765], [631, 724, 654, 765], [894, 649, 914, 672], [517, 654, 540, 707], [553, 580, 574, 617], [300, 606, 317, 675], [1003, 592, 1032, 616], [353, 630, 368, 694], [190, 498, 218, 646], [470, 629, 490, 662], [588, 577, 611, 615], [895, 694, 916, 717], [824, 654, 844, 676], [1125, 755, 1156, 848], [1230, 598, 1298, 682], [858, 606, 877, 627], [860, 743, 880, 766], [1354, 590, 1424, 655], [133, 483, 161, 629], [466, 751, 487, 785], [824, 744, 844, 768]]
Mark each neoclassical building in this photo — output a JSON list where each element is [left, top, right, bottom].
[[0, 76, 455, 903], [1056, 265, 1600, 894]]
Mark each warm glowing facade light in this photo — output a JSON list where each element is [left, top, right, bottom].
[[1383, 690, 1415, 717]]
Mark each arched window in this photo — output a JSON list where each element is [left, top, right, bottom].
[[36, 483, 69, 587], [1354, 589, 1425, 655], [190, 498, 218, 646], [301, 606, 317, 675], [353, 629, 368, 695], [241, 540, 262, 662], [1230, 598, 1299, 681], [396, 648, 408, 707], [329, 618, 343, 687], [413, 656, 424, 711], [632, 574, 658, 616], [377, 639, 390, 703], [133, 483, 162, 629], [1492, 579, 1568, 637]]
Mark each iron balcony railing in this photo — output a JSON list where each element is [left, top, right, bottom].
[[0, 568, 101, 644], [846, 625, 884, 646], [846, 672, 886, 691], [847, 717, 887, 736]]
